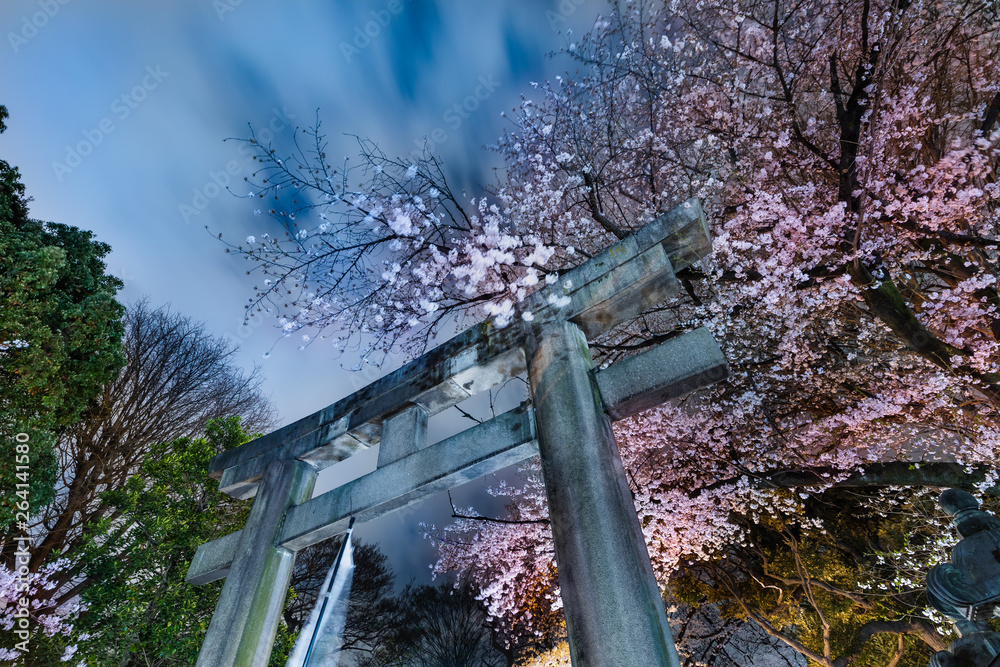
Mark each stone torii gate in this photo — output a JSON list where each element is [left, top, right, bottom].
[[186, 198, 731, 667]]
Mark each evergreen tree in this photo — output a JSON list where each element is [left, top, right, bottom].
[[0, 105, 125, 531]]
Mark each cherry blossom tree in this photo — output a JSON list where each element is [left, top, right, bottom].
[[226, 0, 1000, 658], [425, 0, 1000, 655]]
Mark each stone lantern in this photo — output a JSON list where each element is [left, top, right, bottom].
[[926, 488, 1000, 666]]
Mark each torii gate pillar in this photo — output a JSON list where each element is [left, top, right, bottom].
[[528, 320, 680, 667], [196, 459, 317, 667]]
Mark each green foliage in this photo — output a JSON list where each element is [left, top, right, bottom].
[[268, 616, 296, 667], [0, 104, 124, 530], [72, 418, 251, 666]]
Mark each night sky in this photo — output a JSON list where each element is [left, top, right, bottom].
[[1, 0, 608, 584]]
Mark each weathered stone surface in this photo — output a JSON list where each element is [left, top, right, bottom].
[[190, 198, 719, 667], [209, 321, 526, 493], [280, 403, 536, 552], [446, 346, 527, 399], [218, 416, 355, 499], [522, 197, 708, 318], [195, 460, 317, 667], [186, 529, 241, 585], [594, 327, 730, 421], [927, 489, 1000, 665], [376, 404, 428, 468], [185, 405, 537, 584], [634, 198, 711, 268], [568, 243, 678, 339], [526, 320, 681, 667], [521, 226, 689, 338]]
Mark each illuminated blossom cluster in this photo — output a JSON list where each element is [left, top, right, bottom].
[[427, 461, 558, 635], [231, 138, 564, 360]]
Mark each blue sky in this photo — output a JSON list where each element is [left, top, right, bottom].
[[1, 0, 607, 583]]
